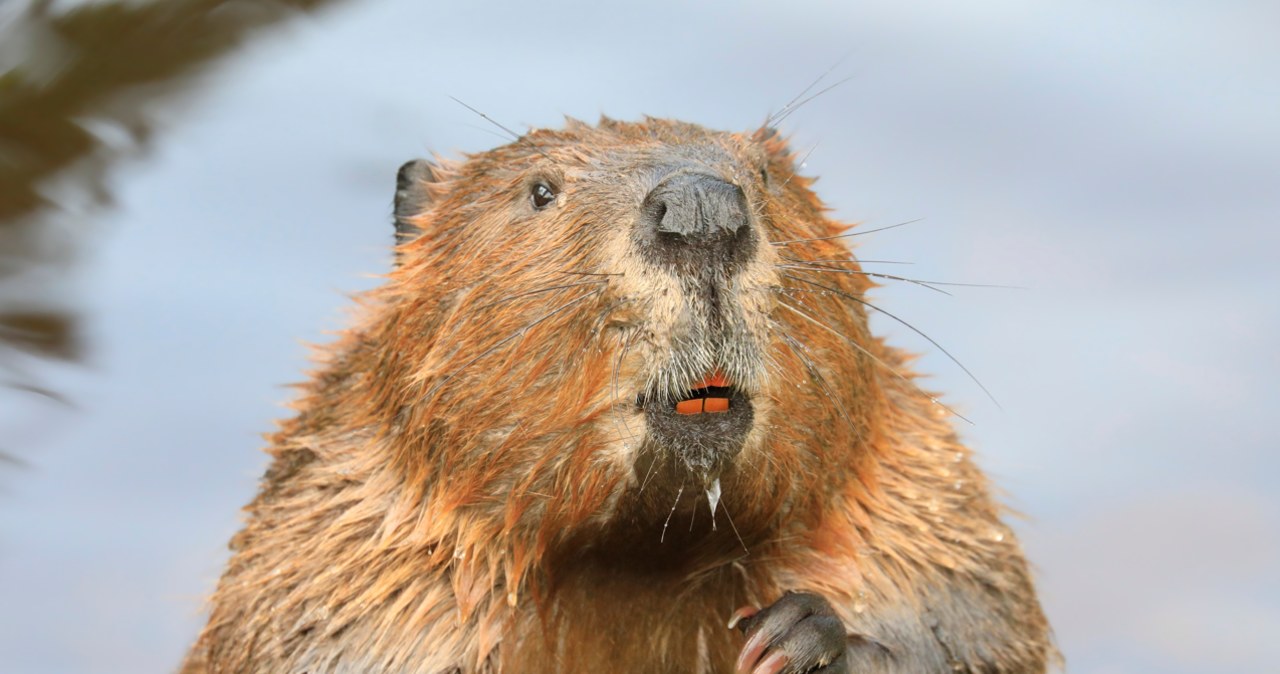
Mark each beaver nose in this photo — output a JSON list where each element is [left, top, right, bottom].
[[638, 172, 756, 272]]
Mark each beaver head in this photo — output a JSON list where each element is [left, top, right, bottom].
[[343, 118, 885, 552]]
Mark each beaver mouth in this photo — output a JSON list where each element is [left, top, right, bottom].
[[636, 371, 754, 475], [671, 371, 732, 415]]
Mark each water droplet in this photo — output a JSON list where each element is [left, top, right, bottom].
[[706, 478, 722, 519]]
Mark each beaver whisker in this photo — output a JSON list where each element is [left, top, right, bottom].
[[789, 258, 914, 266], [777, 263, 954, 296], [779, 143, 818, 189], [472, 280, 608, 311], [447, 95, 553, 161], [427, 288, 604, 398], [583, 297, 633, 350], [782, 273, 1001, 409], [611, 327, 640, 452], [776, 330, 859, 436], [775, 297, 903, 376], [774, 298, 972, 424], [769, 218, 922, 247], [780, 259, 1022, 291], [637, 442, 660, 495], [716, 497, 751, 557], [458, 122, 514, 144], [552, 270, 623, 277], [634, 347, 665, 496], [766, 59, 855, 128], [766, 60, 844, 127], [770, 75, 857, 127], [659, 486, 684, 543]]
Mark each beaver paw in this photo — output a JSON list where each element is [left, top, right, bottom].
[[729, 591, 850, 674]]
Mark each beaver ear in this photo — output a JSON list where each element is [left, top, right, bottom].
[[393, 158, 437, 255]]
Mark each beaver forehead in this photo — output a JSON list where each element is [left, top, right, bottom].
[[525, 118, 769, 173], [583, 144, 756, 181]]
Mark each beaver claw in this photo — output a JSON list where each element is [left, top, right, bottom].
[[729, 591, 850, 674]]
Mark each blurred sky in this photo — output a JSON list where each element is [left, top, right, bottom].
[[1, 1, 1278, 673]]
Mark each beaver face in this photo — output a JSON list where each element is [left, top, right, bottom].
[[391, 118, 872, 506], [570, 131, 783, 483]]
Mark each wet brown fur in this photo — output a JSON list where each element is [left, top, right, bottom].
[[181, 118, 1052, 673]]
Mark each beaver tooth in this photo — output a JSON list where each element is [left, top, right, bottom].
[[675, 399, 703, 415]]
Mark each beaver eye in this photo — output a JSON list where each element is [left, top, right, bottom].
[[531, 182, 557, 209]]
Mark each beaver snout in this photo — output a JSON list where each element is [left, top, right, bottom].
[[636, 172, 758, 274]]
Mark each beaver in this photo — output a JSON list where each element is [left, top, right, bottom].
[[180, 117, 1052, 673]]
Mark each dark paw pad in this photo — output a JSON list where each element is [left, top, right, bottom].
[[729, 591, 849, 674]]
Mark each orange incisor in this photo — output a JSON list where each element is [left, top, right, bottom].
[[674, 371, 731, 415]]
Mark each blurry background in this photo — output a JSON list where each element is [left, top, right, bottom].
[[1, 1, 1276, 672]]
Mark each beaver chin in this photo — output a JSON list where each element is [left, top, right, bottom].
[[635, 383, 754, 480]]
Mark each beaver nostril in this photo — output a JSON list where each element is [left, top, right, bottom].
[[637, 172, 757, 273], [651, 202, 668, 225]]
